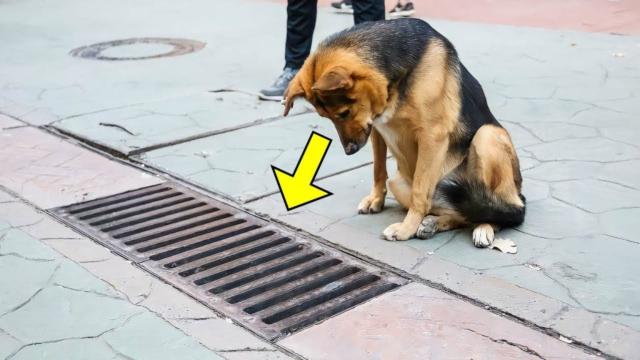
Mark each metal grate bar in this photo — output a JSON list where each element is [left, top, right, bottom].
[[224, 257, 343, 304], [149, 225, 269, 262], [63, 184, 170, 214], [94, 198, 205, 229], [195, 243, 308, 286], [125, 214, 236, 247], [110, 206, 219, 238], [172, 235, 290, 276], [241, 264, 361, 314], [72, 187, 180, 220], [51, 182, 406, 339]]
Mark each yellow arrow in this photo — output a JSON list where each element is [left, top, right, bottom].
[[272, 132, 333, 210]]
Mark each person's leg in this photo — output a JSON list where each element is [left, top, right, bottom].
[[285, 0, 318, 69], [352, 0, 385, 24], [260, 0, 317, 101]]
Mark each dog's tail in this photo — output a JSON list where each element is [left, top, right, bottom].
[[438, 177, 526, 227]]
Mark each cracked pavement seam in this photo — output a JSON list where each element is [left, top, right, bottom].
[[4, 312, 145, 360]]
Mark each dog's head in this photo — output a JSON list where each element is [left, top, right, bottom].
[[283, 51, 388, 155]]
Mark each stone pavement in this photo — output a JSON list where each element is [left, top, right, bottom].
[[0, 191, 289, 360], [1, 0, 639, 358], [0, 115, 595, 360]]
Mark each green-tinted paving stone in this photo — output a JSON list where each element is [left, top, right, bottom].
[[52, 260, 122, 299], [0, 329, 22, 359], [0, 228, 59, 261], [138, 112, 372, 201], [0, 256, 58, 316], [11, 338, 118, 360], [103, 312, 223, 360], [0, 220, 224, 359], [53, 92, 306, 155], [0, 286, 140, 344]]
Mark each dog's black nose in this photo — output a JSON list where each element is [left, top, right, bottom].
[[344, 142, 359, 155]]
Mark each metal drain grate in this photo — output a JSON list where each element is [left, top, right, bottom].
[[51, 183, 406, 339]]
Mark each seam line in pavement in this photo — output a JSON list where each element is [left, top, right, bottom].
[[127, 109, 313, 156]]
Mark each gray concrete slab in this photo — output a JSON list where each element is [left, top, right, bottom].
[[0, 190, 293, 360], [137, 112, 373, 202], [0, 0, 353, 126], [247, 162, 640, 358], [52, 92, 307, 155]]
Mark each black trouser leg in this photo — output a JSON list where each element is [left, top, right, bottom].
[[352, 0, 385, 24], [285, 0, 318, 70]]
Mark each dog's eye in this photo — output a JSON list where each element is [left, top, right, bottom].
[[338, 109, 350, 119]]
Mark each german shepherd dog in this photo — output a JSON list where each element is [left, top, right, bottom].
[[283, 18, 525, 247]]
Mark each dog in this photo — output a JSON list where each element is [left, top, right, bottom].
[[282, 18, 525, 247]]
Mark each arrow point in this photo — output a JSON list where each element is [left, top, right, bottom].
[[272, 166, 332, 211]]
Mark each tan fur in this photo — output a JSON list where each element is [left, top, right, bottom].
[[422, 125, 522, 238], [467, 125, 524, 207], [283, 37, 522, 242], [372, 40, 463, 240], [435, 214, 468, 231]]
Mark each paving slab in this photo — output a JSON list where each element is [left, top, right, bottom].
[[0, 0, 352, 126], [0, 191, 291, 359], [3, 0, 637, 146], [0, 191, 292, 359], [0, 114, 23, 130], [0, 127, 161, 208], [52, 92, 307, 155], [247, 162, 640, 357], [138, 112, 372, 202], [10, 338, 128, 360], [101, 312, 222, 360], [0, 222, 226, 360], [280, 283, 596, 360]]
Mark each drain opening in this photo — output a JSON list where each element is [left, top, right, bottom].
[[52, 182, 406, 339]]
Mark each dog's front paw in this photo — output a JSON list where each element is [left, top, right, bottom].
[[382, 222, 416, 241], [357, 193, 385, 214]]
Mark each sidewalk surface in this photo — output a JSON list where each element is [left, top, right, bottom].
[[1, 0, 639, 359]]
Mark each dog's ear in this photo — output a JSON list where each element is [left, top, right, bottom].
[[283, 77, 305, 116], [312, 66, 353, 94], [312, 67, 353, 94]]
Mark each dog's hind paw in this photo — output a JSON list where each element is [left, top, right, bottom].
[[416, 215, 438, 239], [472, 224, 495, 248]]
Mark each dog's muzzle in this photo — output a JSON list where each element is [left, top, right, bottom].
[[344, 142, 360, 155]]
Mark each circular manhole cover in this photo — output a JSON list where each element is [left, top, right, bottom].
[[70, 37, 205, 61]]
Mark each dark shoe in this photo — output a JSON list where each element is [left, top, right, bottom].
[[259, 67, 299, 101], [330, 0, 353, 14], [389, 1, 415, 18]]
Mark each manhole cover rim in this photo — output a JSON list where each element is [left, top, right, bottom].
[[69, 37, 206, 61]]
